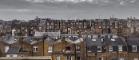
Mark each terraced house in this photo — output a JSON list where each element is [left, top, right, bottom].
[[0, 18, 139, 60]]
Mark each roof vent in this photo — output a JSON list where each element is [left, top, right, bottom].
[[111, 38, 116, 41]]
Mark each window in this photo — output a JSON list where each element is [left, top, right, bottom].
[[111, 38, 116, 41], [65, 46, 71, 53], [134, 58, 138, 60], [48, 46, 53, 53], [6, 54, 17, 57], [13, 54, 18, 57], [56, 56, 61, 60], [88, 35, 91, 38], [33, 46, 38, 52], [119, 58, 124, 60], [132, 45, 137, 52], [66, 56, 74, 60], [92, 39, 96, 41], [97, 46, 102, 52], [76, 46, 80, 52], [5, 46, 9, 53], [118, 45, 123, 52], [98, 57, 104, 60], [93, 35, 98, 38], [77, 56, 80, 60], [109, 46, 113, 52], [101, 38, 104, 42], [112, 35, 118, 38], [6, 55, 10, 57]]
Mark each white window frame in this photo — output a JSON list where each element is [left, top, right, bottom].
[[109, 46, 113, 52], [93, 35, 98, 38], [134, 58, 138, 60], [5, 46, 9, 53], [92, 39, 96, 41], [56, 56, 61, 60], [118, 45, 123, 52], [111, 38, 116, 41], [97, 46, 102, 52], [66, 56, 73, 60], [6, 54, 18, 57], [48, 46, 53, 53], [33, 46, 38, 52], [101, 38, 104, 42], [88, 35, 91, 38], [132, 45, 137, 52], [119, 58, 124, 60]]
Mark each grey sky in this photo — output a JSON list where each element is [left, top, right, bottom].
[[0, 0, 139, 20]]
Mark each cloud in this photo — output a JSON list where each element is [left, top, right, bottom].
[[16, 9, 32, 12], [118, 0, 137, 5], [130, 0, 136, 3], [25, 0, 137, 6], [25, 0, 111, 3], [0, 9, 33, 12], [119, 0, 126, 5]]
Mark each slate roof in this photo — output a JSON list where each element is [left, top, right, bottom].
[[61, 34, 79, 37], [23, 36, 42, 45], [45, 36, 57, 44], [3, 35, 17, 44], [85, 34, 126, 52], [7, 47, 21, 54], [84, 37, 104, 47], [34, 31, 60, 38], [127, 37, 139, 45], [67, 36, 79, 41], [64, 35, 83, 44], [104, 37, 126, 46]]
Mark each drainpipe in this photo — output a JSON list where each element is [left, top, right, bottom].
[[31, 45, 33, 56], [43, 38, 44, 56], [74, 44, 77, 60]]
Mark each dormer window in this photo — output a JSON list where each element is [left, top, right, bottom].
[[93, 35, 98, 38], [88, 35, 91, 38], [111, 38, 116, 41], [101, 38, 104, 42], [69, 36, 71, 38], [97, 46, 102, 52], [109, 46, 113, 52], [132, 45, 137, 52], [108, 35, 111, 38], [112, 35, 118, 38], [14, 39, 17, 41], [92, 39, 96, 41]]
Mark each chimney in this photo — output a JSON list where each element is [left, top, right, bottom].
[[12, 28, 16, 36]]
